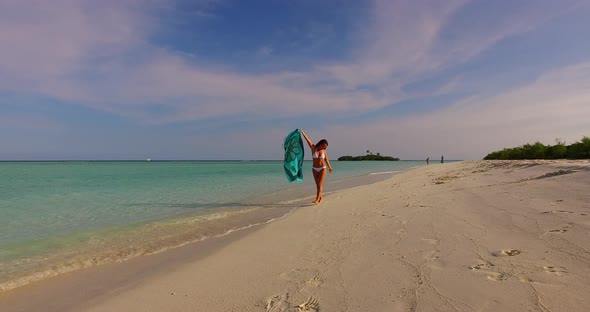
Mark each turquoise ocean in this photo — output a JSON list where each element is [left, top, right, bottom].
[[0, 160, 427, 290]]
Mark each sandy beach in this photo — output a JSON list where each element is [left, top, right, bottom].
[[2, 160, 590, 311]]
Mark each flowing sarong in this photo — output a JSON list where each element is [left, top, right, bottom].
[[283, 129, 304, 182]]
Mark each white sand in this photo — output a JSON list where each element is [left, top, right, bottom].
[[2, 160, 590, 311]]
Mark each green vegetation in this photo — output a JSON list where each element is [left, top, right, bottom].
[[338, 151, 399, 161], [483, 137, 590, 160]]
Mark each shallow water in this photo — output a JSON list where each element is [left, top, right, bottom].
[[0, 160, 427, 290]]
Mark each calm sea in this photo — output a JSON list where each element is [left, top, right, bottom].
[[0, 160, 426, 290]]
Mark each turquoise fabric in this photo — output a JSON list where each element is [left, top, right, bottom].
[[283, 129, 305, 182]]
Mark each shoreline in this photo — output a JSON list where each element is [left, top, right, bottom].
[[2, 160, 588, 311]]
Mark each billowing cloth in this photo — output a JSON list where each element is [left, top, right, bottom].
[[283, 129, 304, 182]]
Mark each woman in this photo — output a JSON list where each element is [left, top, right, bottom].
[[300, 130, 333, 204]]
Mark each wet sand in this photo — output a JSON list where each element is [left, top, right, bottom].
[[1, 160, 589, 311]]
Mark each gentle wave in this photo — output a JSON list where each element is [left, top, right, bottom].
[[0, 201, 301, 292]]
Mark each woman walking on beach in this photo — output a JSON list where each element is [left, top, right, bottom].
[[300, 130, 333, 204]]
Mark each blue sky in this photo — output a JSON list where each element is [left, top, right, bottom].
[[1, 0, 589, 160]]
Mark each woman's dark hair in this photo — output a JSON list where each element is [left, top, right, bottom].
[[316, 139, 329, 147]]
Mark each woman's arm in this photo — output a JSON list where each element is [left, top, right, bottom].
[[325, 151, 333, 173], [299, 130, 315, 150]]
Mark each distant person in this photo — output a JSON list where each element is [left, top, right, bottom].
[[426, 157, 430, 165], [300, 130, 333, 204], [441, 155, 444, 164]]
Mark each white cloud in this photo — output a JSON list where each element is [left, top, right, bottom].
[[0, 0, 587, 129], [0, 0, 146, 86], [315, 62, 590, 160]]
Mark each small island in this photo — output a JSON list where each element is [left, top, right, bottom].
[[338, 150, 399, 161]]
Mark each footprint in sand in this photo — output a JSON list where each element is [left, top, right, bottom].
[[487, 272, 508, 281], [266, 294, 291, 312], [306, 277, 323, 288], [266, 295, 319, 312], [469, 262, 507, 281], [297, 297, 320, 312], [469, 262, 495, 270], [502, 249, 521, 256], [492, 249, 521, 257], [547, 223, 572, 234], [543, 266, 567, 276]]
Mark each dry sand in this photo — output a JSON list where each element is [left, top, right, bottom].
[[1, 160, 589, 311]]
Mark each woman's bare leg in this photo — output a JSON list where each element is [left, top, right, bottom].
[[312, 169, 320, 203], [314, 169, 327, 204]]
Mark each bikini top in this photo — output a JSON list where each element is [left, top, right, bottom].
[[313, 151, 325, 159]]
